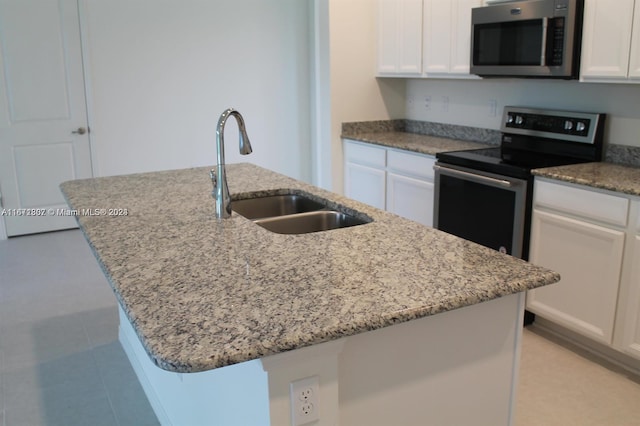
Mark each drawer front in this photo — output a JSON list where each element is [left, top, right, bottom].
[[387, 149, 435, 180], [535, 179, 629, 227], [344, 140, 386, 168]]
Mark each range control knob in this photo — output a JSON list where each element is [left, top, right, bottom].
[[515, 115, 524, 125], [576, 121, 586, 132], [506, 114, 514, 124], [564, 120, 574, 130]]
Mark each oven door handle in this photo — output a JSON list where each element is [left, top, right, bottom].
[[434, 164, 513, 188]]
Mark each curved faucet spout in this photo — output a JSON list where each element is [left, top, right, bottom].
[[211, 108, 253, 219]]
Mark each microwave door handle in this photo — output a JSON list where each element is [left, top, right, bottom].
[[540, 17, 548, 65]]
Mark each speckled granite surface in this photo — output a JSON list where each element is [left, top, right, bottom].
[[533, 162, 640, 197], [342, 120, 498, 155], [605, 144, 640, 168], [342, 120, 640, 168], [341, 131, 489, 155], [61, 163, 559, 373]]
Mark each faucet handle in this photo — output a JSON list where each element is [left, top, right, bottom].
[[209, 168, 217, 188]]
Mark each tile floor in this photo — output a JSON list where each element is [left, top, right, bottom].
[[0, 230, 158, 426], [1, 229, 640, 425], [516, 326, 640, 426]]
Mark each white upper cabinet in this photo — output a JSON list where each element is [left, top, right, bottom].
[[377, 0, 423, 76], [377, 0, 480, 78], [580, 0, 640, 82], [630, 1, 640, 78], [423, 0, 481, 76]]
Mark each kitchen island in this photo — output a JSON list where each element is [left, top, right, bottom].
[[61, 163, 559, 426]]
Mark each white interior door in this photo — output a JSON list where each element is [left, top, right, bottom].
[[0, 0, 92, 237]]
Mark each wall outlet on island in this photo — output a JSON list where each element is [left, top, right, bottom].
[[290, 375, 320, 425]]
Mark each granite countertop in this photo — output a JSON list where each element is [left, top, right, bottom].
[[61, 163, 559, 373], [533, 162, 640, 197], [341, 131, 489, 156], [341, 120, 499, 156]]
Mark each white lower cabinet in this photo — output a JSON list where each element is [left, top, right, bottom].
[[528, 178, 640, 366], [343, 139, 435, 227], [344, 141, 386, 210], [527, 210, 625, 345], [387, 172, 434, 226], [344, 162, 386, 210], [621, 206, 640, 359]]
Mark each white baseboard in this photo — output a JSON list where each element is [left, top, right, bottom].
[[531, 318, 640, 378]]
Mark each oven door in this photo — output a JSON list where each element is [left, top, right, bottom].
[[434, 163, 528, 258]]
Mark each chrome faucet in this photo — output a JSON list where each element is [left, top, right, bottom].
[[210, 108, 252, 218]]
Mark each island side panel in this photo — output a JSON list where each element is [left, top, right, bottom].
[[119, 292, 524, 425], [118, 306, 270, 426], [338, 293, 524, 426]]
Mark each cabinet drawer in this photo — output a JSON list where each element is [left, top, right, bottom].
[[387, 149, 435, 180], [344, 140, 386, 168], [535, 179, 629, 227]]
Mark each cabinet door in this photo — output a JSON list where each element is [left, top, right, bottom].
[[450, 0, 481, 74], [621, 234, 640, 359], [527, 210, 625, 345], [387, 172, 434, 226], [629, 1, 640, 78], [423, 0, 479, 75], [377, 0, 422, 75], [344, 140, 386, 210], [581, 0, 635, 79], [345, 162, 386, 210], [423, 0, 451, 74], [377, 0, 400, 74]]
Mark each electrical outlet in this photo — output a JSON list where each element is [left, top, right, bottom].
[[290, 376, 320, 425], [424, 95, 431, 111]]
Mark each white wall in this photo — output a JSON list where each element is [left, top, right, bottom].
[[405, 79, 640, 147], [315, 0, 405, 192], [81, 0, 312, 181]]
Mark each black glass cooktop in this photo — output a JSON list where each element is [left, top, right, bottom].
[[436, 146, 592, 180]]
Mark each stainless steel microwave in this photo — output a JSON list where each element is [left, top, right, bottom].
[[470, 0, 584, 79]]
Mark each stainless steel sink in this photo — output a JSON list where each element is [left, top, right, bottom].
[[254, 210, 369, 234], [232, 192, 371, 234], [232, 194, 325, 220]]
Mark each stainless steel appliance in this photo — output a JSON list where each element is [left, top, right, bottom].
[[470, 0, 584, 79], [434, 106, 605, 260]]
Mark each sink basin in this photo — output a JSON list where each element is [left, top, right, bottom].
[[231, 192, 372, 234], [254, 211, 369, 234], [232, 194, 325, 220]]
